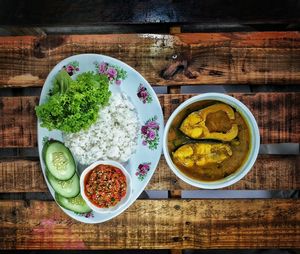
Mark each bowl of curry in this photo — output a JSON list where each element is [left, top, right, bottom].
[[163, 93, 260, 189], [80, 160, 132, 213]]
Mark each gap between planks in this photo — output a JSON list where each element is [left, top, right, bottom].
[[167, 25, 182, 199]]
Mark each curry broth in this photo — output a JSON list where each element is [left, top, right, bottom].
[[168, 100, 250, 181]]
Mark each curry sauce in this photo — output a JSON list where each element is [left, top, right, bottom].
[[168, 100, 250, 181]]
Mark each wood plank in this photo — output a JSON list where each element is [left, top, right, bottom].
[[0, 0, 299, 26], [0, 96, 39, 147], [0, 199, 299, 249], [1, 155, 298, 192], [1, 93, 298, 148], [0, 159, 47, 193], [0, 32, 299, 87], [153, 155, 300, 191]]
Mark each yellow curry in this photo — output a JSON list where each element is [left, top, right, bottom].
[[168, 101, 250, 181]]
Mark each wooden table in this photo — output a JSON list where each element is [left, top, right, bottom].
[[0, 1, 300, 252]]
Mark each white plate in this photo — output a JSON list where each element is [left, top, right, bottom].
[[38, 54, 164, 223]]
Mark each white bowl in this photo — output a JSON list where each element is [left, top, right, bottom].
[[80, 160, 132, 213], [163, 93, 260, 189]]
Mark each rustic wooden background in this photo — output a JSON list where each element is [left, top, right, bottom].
[[0, 0, 299, 253]]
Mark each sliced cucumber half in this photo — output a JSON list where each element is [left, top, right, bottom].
[[43, 140, 76, 180], [55, 192, 92, 213], [46, 170, 79, 198]]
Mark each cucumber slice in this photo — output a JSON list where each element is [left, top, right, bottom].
[[55, 192, 92, 213], [46, 170, 79, 198], [43, 140, 76, 180]]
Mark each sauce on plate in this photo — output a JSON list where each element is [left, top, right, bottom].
[[84, 164, 127, 208]]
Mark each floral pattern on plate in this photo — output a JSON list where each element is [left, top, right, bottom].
[[94, 61, 127, 85], [141, 116, 160, 150], [136, 162, 151, 181], [137, 84, 153, 104], [64, 61, 80, 76]]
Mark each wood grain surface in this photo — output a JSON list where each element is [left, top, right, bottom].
[[1, 93, 298, 148], [0, 155, 299, 192], [0, 32, 299, 87], [0, 0, 299, 26], [0, 96, 39, 148], [0, 199, 299, 249], [0, 31, 299, 251]]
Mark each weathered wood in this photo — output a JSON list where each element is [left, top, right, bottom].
[[1, 155, 298, 192], [0, 199, 299, 249], [0, 159, 47, 192], [0, 0, 299, 26], [0, 32, 299, 87], [0, 96, 39, 147], [1, 93, 298, 148]]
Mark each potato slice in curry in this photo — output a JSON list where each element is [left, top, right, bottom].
[[179, 103, 238, 141], [173, 143, 232, 168]]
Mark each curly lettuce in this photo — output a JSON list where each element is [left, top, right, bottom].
[[36, 70, 111, 133]]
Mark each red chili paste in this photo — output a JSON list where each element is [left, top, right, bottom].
[[84, 164, 127, 208]]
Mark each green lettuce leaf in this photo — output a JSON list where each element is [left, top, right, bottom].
[[36, 70, 111, 133]]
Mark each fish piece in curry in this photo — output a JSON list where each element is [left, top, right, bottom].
[[173, 143, 232, 168], [179, 103, 238, 142]]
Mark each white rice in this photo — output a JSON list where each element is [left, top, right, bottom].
[[64, 93, 139, 165]]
